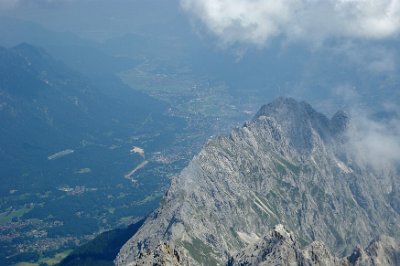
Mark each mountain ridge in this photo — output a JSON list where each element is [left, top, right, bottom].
[[116, 98, 400, 265]]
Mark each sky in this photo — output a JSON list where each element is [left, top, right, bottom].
[[0, 0, 185, 40]]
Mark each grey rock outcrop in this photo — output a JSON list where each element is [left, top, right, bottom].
[[347, 235, 400, 266], [228, 224, 340, 266], [116, 98, 400, 265], [229, 224, 400, 266]]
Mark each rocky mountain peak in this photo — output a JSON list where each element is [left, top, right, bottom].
[[254, 97, 312, 119], [252, 97, 348, 154], [116, 98, 399, 266], [271, 224, 293, 240], [331, 110, 349, 133]]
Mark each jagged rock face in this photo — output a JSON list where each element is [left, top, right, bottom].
[[349, 235, 400, 266], [229, 225, 400, 266], [124, 243, 183, 266], [116, 98, 400, 265], [228, 224, 340, 266]]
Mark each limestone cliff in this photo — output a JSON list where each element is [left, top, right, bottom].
[[116, 98, 400, 265]]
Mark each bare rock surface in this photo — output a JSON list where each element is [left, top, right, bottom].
[[229, 224, 400, 266], [116, 98, 400, 265]]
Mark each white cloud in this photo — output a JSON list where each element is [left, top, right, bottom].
[[330, 86, 400, 172], [180, 0, 400, 46], [345, 104, 400, 172]]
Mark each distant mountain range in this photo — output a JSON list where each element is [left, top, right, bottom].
[[116, 98, 400, 265]]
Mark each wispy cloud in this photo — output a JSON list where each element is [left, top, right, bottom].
[[330, 41, 398, 74], [345, 101, 400, 172], [181, 0, 400, 46]]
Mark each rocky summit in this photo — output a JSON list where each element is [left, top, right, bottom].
[[116, 98, 400, 265]]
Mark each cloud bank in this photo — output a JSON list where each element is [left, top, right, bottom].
[[181, 0, 400, 46]]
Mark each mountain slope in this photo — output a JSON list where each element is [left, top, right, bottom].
[[0, 43, 177, 191], [0, 43, 191, 265], [116, 98, 400, 265]]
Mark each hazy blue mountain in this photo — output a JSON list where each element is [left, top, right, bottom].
[[0, 43, 171, 191], [0, 17, 137, 79], [0, 17, 93, 48]]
